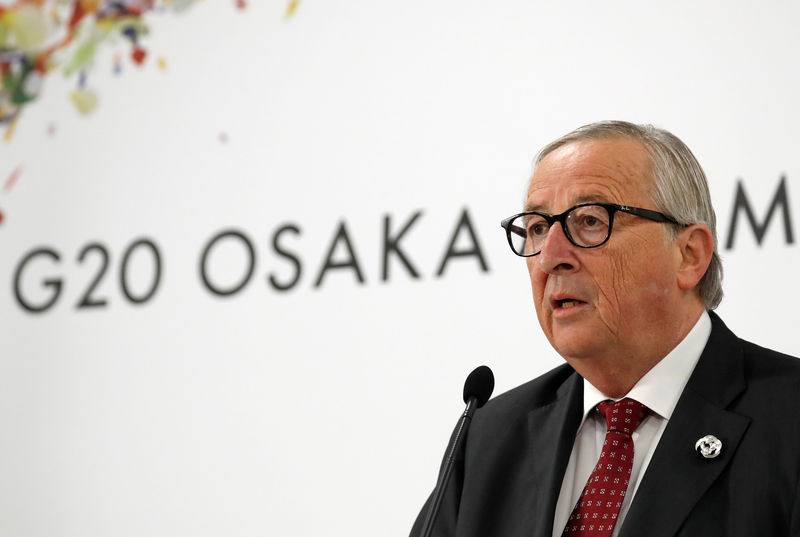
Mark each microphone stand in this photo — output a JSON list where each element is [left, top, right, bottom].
[[418, 395, 480, 537]]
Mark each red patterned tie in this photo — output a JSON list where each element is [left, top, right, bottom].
[[561, 398, 649, 537]]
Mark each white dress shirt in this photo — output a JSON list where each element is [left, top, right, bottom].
[[551, 311, 712, 537]]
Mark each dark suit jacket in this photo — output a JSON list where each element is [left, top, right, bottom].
[[411, 312, 800, 536]]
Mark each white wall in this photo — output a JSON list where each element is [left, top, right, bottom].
[[1, 2, 799, 536]]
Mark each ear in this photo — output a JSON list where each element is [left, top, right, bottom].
[[676, 224, 715, 292]]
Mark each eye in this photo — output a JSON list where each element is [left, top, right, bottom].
[[529, 222, 549, 237], [570, 207, 609, 230], [579, 214, 601, 228]]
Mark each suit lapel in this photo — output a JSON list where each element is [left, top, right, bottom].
[[527, 372, 584, 537], [619, 313, 751, 537]]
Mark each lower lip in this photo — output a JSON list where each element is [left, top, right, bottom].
[[552, 302, 588, 319]]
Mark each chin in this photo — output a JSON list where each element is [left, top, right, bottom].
[[552, 341, 596, 361], [550, 328, 608, 361]]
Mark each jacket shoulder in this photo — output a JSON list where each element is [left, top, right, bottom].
[[737, 337, 800, 409], [473, 363, 577, 432], [740, 338, 800, 372]]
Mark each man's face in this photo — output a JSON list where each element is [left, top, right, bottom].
[[526, 137, 683, 370]]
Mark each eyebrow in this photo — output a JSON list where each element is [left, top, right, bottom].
[[524, 194, 614, 213]]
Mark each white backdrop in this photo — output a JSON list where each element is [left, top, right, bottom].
[[1, 2, 799, 536]]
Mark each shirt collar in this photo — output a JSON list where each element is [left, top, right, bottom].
[[581, 310, 712, 421]]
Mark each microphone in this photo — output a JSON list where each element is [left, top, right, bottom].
[[463, 365, 494, 409], [419, 365, 495, 537]]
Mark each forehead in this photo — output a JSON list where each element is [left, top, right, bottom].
[[526, 137, 654, 211]]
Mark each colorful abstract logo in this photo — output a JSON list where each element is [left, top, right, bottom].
[[0, 0, 300, 226], [0, 0, 303, 140]]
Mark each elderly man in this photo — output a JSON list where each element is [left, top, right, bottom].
[[411, 121, 800, 537]]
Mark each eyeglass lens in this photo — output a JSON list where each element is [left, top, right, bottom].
[[509, 205, 612, 255]]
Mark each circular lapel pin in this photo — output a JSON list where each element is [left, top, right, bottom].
[[695, 435, 722, 459]]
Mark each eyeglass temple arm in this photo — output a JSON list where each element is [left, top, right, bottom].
[[619, 205, 680, 225], [500, 218, 526, 238]]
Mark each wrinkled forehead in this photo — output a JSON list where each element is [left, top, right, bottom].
[[526, 137, 656, 210]]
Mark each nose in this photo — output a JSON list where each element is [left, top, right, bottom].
[[537, 222, 579, 274]]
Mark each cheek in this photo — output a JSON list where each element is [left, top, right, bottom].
[[588, 248, 646, 333], [592, 261, 626, 323], [527, 260, 546, 295], [592, 250, 672, 323], [526, 260, 549, 312]]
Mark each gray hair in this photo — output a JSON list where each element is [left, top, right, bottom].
[[533, 120, 723, 309]]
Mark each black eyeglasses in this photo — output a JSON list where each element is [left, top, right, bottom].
[[500, 203, 681, 257]]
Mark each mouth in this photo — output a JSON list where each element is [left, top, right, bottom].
[[551, 297, 588, 311]]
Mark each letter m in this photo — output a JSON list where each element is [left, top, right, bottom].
[[725, 175, 794, 249]]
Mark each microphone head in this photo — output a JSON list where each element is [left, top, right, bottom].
[[463, 365, 494, 408]]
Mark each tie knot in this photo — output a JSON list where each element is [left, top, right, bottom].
[[597, 397, 648, 435]]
